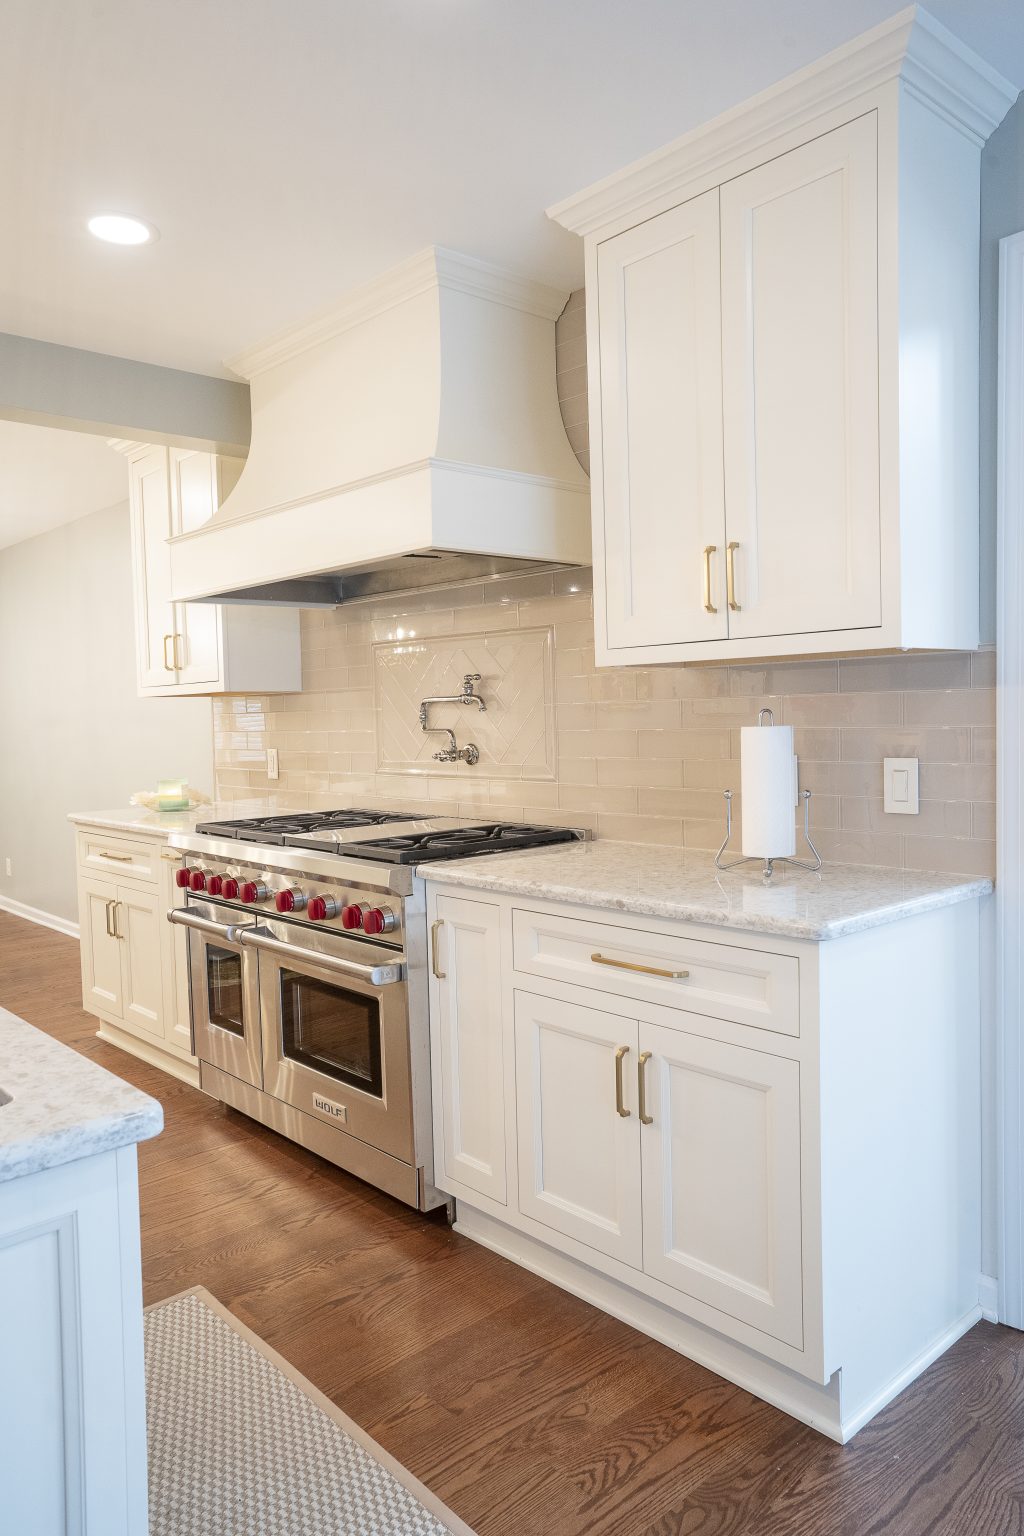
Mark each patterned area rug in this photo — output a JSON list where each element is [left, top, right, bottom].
[[145, 1287, 474, 1536]]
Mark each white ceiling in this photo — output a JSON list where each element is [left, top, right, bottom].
[[0, 422, 127, 550], [1, 1, 1021, 379]]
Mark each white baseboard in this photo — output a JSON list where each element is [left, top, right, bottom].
[[0, 894, 79, 940], [979, 1272, 1000, 1323]]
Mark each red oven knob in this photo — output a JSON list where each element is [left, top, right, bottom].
[[189, 870, 207, 892], [240, 881, 267, 904], [363, 906, 397, 936], [175, 867, 191, 889], [222, 877, 239, 899], [276, 888, 306, 913], [206, 875, 223, 896], [341, 903, 368, 930], [307, 895, 340, 922]]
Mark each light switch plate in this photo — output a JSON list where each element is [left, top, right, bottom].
[[883, 756, 919, 815], [266, 747, 280, 781]]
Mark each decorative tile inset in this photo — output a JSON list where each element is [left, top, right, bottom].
[[373, 627, 556, 778]]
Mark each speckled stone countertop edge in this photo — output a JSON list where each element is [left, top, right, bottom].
[[417, 847, 992, 943], [0, 1010, 164, 1185]]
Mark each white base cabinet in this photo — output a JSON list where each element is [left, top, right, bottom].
[[426, 884, 984, 1441], [75, 823, 197, 1084], [0, 1145, 149, 1535]]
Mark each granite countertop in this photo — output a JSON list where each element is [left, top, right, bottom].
[[67, 798, 288, 839], [0, 1009, 163, 1183], [418, 841, 992, 941]]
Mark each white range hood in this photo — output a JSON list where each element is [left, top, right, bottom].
[[169, 247, 591, 607]]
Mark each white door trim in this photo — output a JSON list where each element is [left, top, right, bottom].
[[997, 228, 1024, 1331]]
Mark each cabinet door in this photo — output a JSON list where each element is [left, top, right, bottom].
[[720, 113, 880, 640], [169, 449, 222, 687], [640, 1021, 803, 1347], [432, 895, 507, 1202], [116, 886, 164, 1039], [79, 876, 123, 1019], [515, 991, 642, 1267], [129, 448, 178, 689], [596, 189, 727, 650]]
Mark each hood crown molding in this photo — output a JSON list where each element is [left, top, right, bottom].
[[548, 5, 1017, 239], [229, 247, 571, 380]]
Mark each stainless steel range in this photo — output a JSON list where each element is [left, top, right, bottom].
[[167, 809, 582, 1209]]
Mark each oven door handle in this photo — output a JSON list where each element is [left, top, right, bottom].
[[238, 927, 406, 987], [167, 908, 246, 944]]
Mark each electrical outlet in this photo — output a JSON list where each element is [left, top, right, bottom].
[[4, 857, 11, 877], [266, 748, 280, 781]]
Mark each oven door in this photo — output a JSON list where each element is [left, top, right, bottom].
[[171, 900, 262, 1088], [242, 919, 414, 1163]]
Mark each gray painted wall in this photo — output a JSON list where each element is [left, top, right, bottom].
[[0, 501, 214, 924], [980, 91, 1024, 644]]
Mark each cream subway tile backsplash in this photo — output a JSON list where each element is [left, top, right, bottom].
[[210, 288, 997, 878]]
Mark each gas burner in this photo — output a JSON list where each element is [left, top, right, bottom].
[[337, 822, 581, 865], [195, 808, 413, 844]]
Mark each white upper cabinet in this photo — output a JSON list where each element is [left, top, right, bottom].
[[551, 10, 1016, 664], [597, 190, 727, 647], [719, 115, 880, 642], [122, 444, 301, 697]]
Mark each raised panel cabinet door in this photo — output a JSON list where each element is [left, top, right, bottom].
[[169, 449, 222, 687], [130, 448, 178, 689], [116, 885, 165, 1039], [514, 991, 642, 1267], [79, 876, 123, 1020], [596, 188, 728, 650], [720, 113, 880, 640], [639, 1022, 803, 1348], [433, 895, 507, 1203]]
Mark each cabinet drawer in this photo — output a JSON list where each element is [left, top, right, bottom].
[[512, 909, 799, 1037], [78, 832, 159, 885]]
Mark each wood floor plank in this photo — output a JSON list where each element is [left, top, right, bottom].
[[4, 908, 1024, 1536]]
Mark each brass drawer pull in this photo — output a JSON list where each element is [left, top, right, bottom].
[[726, 541, 741, 611], [431, 918, 446, 980], [638, 1050, 654, 1125], [614, 1045, 630, 1118], [591, 953, 689, 981], [702, 545, 718, 614], [99, 851, 133, 862]]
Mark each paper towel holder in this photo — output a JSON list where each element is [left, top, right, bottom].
[[714, 710, 822, 879]]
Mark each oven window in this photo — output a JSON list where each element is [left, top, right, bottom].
[[205, 944, 245, 1037], [279, 971, 383, 1098]]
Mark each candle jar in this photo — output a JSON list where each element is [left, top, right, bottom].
[[157, 778, 189, 811]]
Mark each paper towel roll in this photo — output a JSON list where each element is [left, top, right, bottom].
[[740, 723, 797, 859]]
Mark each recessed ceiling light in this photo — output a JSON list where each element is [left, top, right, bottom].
[[87, 213, 158, 246]]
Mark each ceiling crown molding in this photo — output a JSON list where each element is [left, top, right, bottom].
[[548, 5, 1018, 240], [227, 247, 570, 380], [106, 437, 148, 460]]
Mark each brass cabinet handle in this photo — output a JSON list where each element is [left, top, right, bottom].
[[173, 632, 185, 671], [726, 541, 741, 611], [431, 918, 446, 980], [104, 898, 116, 938], [591, 952, 689, 981], [702, 545, 718, 614], [112, 901, 124, 941], [163, 634, 175, 672], [614, 1045, 630, 1118], [638, 1050, 654, 1125]]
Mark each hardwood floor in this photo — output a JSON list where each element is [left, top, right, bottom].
[[3, 907, 1023, 1535]]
